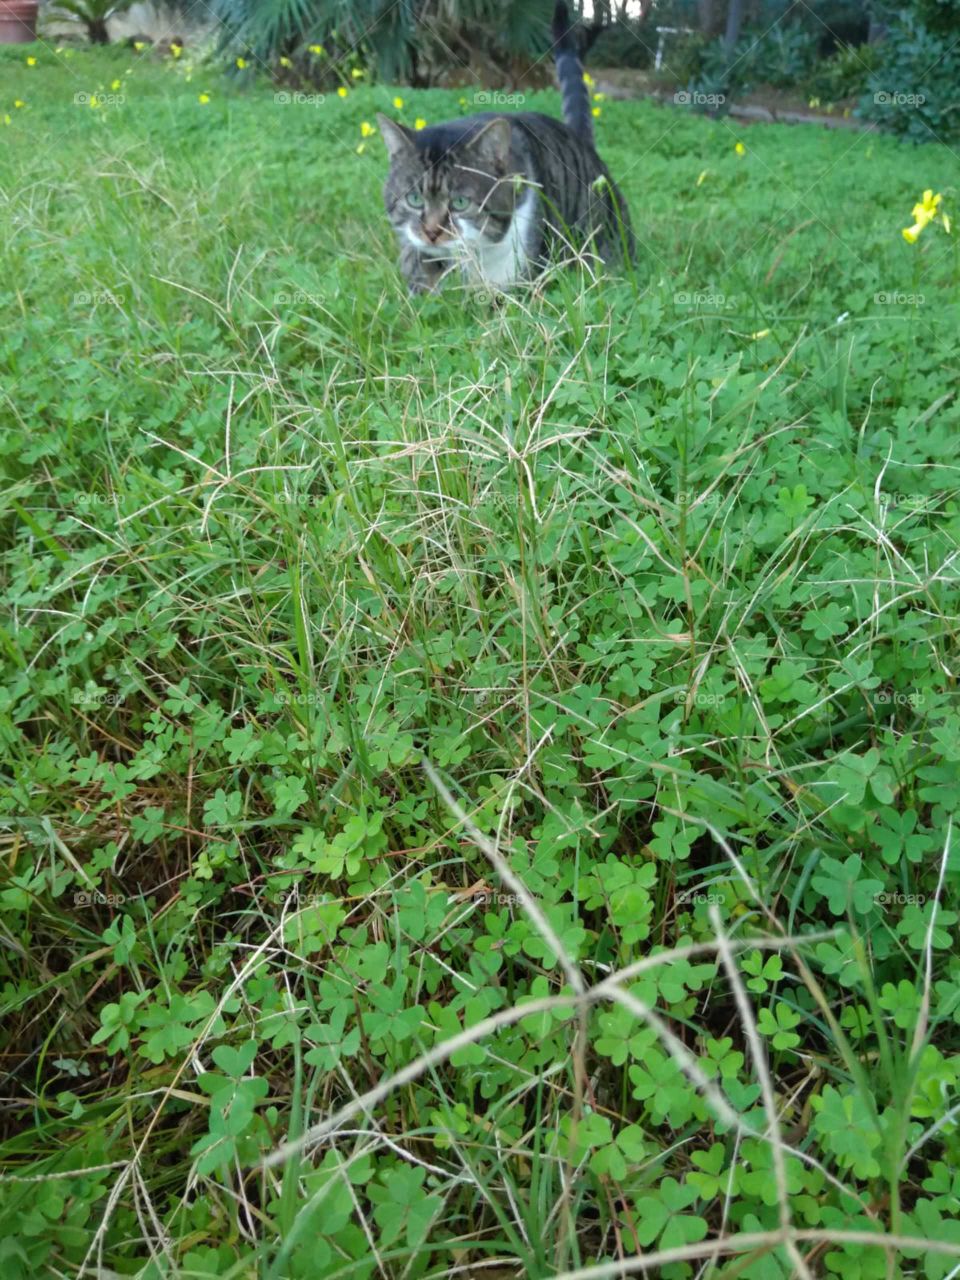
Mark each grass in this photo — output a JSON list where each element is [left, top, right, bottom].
[[2, 38, 960, 1280]]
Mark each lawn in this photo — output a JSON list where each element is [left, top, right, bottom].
[[2, 39, 960, 1280]]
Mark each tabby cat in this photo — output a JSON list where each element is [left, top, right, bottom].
[[377, 1, 634, 294]]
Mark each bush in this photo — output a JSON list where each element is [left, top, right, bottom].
[[743, 22, 819, 87], [862, 9, 960, 144], [46, 0, 136, 44], [683, 22, 819, 101], [656, 30, 711, 88], [805, 41, 878, 101], [589, 19, 654, 70], [906, 0, 960, 33], [802, 0, 871, 47], [205, 0, 554, 85]]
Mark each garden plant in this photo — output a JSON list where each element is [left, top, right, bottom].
[[1, 31, 960, 1280]]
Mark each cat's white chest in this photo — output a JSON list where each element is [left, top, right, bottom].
[[459, 191, 537, 288]]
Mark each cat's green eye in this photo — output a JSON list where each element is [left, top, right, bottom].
[[406, 191, 425, 209], [449, 195, 471, 212]]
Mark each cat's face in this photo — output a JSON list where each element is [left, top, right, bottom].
[[378, 116, 518, 256]]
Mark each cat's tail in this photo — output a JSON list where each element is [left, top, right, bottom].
[[552, 1, 594, 146]]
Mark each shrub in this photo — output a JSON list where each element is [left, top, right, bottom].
[[743, 22, 819, 87], [589, 19, 654, 70], [205, 0, 554, 84], [907, 0, 960, 33], [805, 41, 878, 101], [862, 9, 960, 144], [684, 22, 819, 101], [46, 0, 136, 44]]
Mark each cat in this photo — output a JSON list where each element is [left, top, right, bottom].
[[377, 1, 634, 295]]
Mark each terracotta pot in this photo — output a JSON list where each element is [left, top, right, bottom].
[[0, 0, 38, 43]]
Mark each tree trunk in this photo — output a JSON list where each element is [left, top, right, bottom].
[[88, 17, 110, 44], [699, 0, 720, 37], [724, 0, 744, 50]]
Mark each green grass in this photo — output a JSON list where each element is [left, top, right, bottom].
[[3, 40, 960, 1280]]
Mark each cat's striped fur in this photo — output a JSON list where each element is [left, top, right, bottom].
[[377, 2, 634, 294]]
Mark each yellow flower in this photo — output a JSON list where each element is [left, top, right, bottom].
[[26, 56, 36, 66], [14, 99, 25, 108], [582, 71, 594, 86], [414, 117, 426, 130], [89, 96, 100, 109], [360, 120, 375, 137], [198, 92, 210, 104], [308, 44, 324, 56], [337, 85, 348, 98], [696, 168, 709, 186], [351, 67, 364, 79], [734, 141, 746, 156], [808, 96, 820, 108], [134, 41, 146, 52], [902, 189, 949, 243], [171, 44, 182, 58], [236, 57, 247, 69], [3, 113, 10, 126], [356, 142, 366, 154], [279, 56, 292, 68], [591, 106, 601, 118], [111, 79, 121, 90], [458, 96, 467, 107], [393, 95, 403, 109], [592, 92, 605, 101]]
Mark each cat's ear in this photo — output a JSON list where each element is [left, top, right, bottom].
[[459, 117, 512, 174], [377, 113, 415, 159]]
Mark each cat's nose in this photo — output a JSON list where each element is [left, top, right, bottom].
[[423, 222, 444, 242]]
